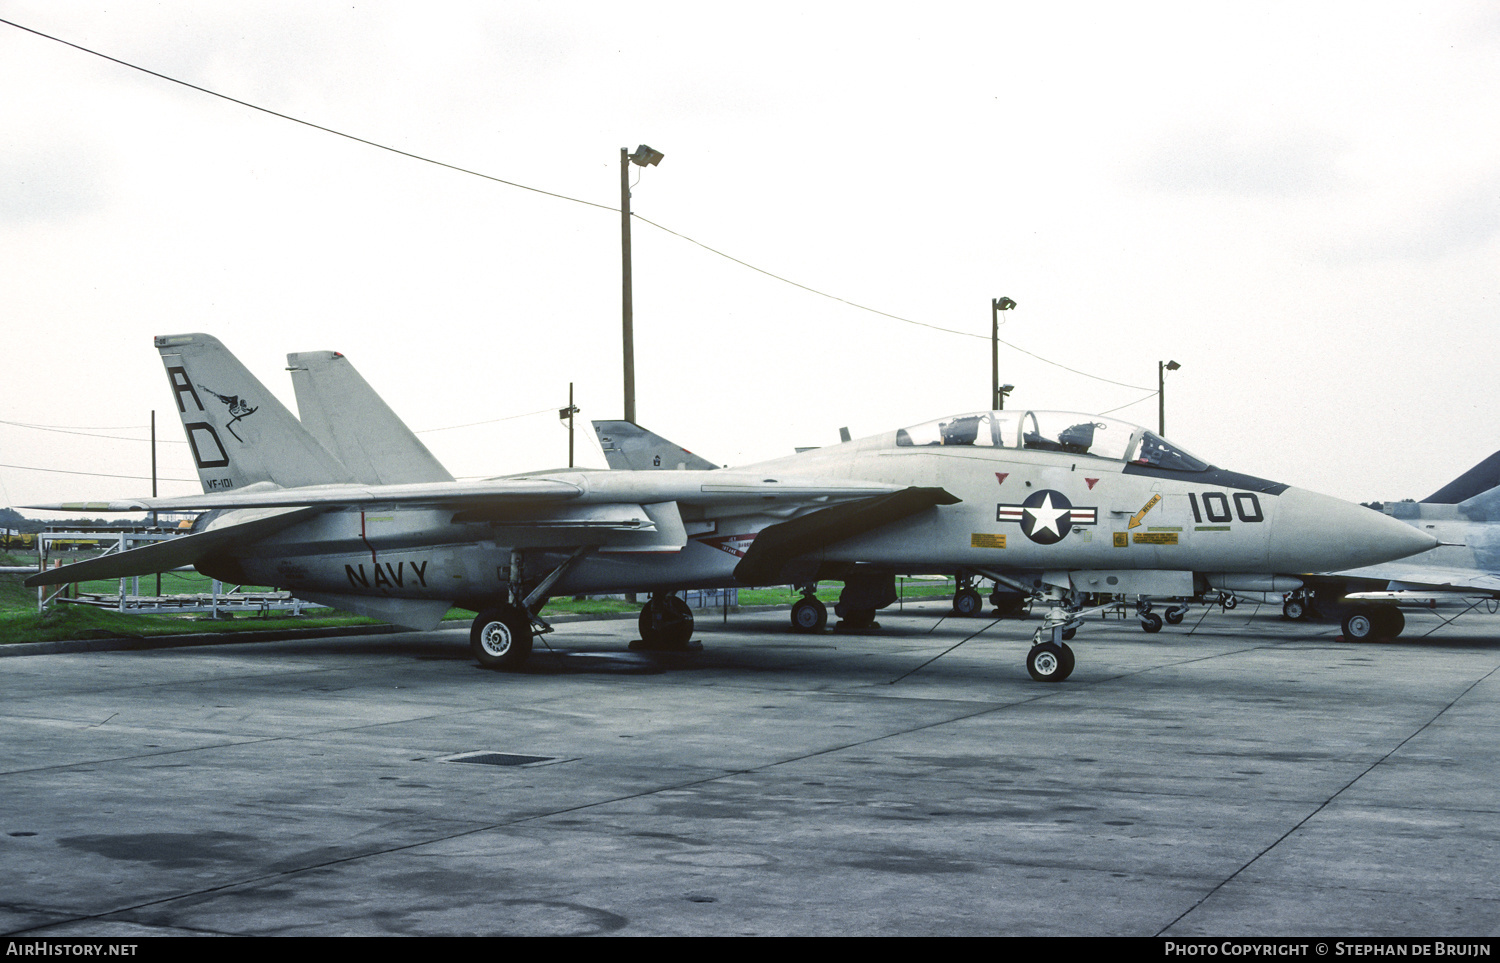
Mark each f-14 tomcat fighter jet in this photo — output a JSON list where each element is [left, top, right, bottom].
[[26, 334, 1435, 682], [1281, 449, 1500, 641]]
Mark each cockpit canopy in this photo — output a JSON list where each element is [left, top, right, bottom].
[[894, 410, 1211, 472]]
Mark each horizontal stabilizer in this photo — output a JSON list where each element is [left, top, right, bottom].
[[734, 486, 960, 584], [25, 508, 322, 587], [593, 421, 719, 471], [292, 592, 453, 631], [23, 476, 584, 514]]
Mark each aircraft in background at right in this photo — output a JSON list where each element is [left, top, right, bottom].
[[1284, 451, 1500, 640]]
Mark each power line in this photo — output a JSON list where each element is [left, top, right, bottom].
[[0, 419, 187, 444], [415, 405, 565, 434], [0, 462, 196, 483], [2, 405, 565, 442], [0, 15, 1151, 395], [0, 18, 613, 215], [636, 215, 1153, 391], [1098, 391, 1161, 416]]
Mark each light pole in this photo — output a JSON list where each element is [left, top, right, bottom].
[[991, 297, 1016, 410], [1158, 360, 1181, 435], [621, 144, 664, 425], [559, 383, 579, 468], [996, 383, 1014, 410]]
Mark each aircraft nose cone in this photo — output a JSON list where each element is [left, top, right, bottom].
[[1270, 488, 1438, 572]]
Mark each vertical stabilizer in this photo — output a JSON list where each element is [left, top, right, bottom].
[[155, 333, 352, 492], [1423, 450, 1500, 505], [287, 350, 454, 485], [592, 420, 720, 471]]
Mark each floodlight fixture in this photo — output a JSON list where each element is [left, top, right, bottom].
[[629, 145, 664, 167]]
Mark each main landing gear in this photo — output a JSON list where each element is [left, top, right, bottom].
[[952, 573, 984, 617], [469, 546, 590, 671], [790, 585, 828, 633], [635, 592, 698, 650], [470, 604, 534, 670], [470, 589, 701, 670], [833, 572, 894, 632], [1341, 605, 1405, 641]]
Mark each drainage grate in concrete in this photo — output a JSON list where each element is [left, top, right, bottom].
[[445, 751, 557, 767]]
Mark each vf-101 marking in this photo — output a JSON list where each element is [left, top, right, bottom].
[[27, 336, 1436, 683]]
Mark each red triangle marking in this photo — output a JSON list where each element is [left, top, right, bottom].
[[1085, 478, 1099, 490], [995, 473, 1009, 486]]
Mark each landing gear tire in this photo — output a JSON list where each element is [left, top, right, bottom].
[[1141, 613, 1164, 633], [1223, 595, 1238, 610], [470, 605, 533, 670], [1165, 606, 1186, 625], [839, 608, 877, 630], [953, 588, 983, 617], [1346, 605, 1404, 641], [1342, 608, 1377, 641], [1027, 642, 1074, 682], [1283, 597, 1307, 621], [1374, 607, 1405, 639], [790, 596, 828, 633], [639, 594, 695, 649], [991, 592, 1027, 617], [1061, 626, 1077, 641]]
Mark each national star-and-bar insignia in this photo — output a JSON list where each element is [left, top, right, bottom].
[[996, 489, 1097, 545]]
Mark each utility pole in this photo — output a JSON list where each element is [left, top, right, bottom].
[[620, 145, 663, 425], [1158, 360, 1181, 435], [559, 384, 579, 468], [620, 149, 635, 425], [991, 297, 1016, 409], [151, 410, 159, 597]]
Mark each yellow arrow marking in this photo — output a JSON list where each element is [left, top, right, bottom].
[[1128, 494, 1161, 529]]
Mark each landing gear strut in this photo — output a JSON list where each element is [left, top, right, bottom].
[[469, 546, 594, 671], [1023, 588, 1097, 682]]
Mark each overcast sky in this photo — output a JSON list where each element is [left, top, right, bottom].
[[2, 1, 1497, 515]]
